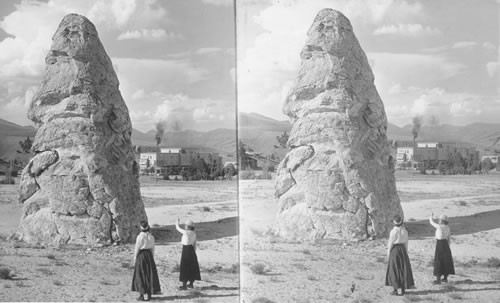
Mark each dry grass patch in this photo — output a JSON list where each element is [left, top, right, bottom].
[[351, 294, 374, 303], [46, 254, 56, 260], [171, 262, 180, 272], [221, 263, 239, 274], [375, 256, 385, 263], [442, 284, 458, 292], [456, 258, 478, 268], [201, 206, 211, 212], [36, 268, 54, 275], [405, 295, 439, 302], [53, 279, 63, 286], [202, 264, 222, 274], [448, 292, 464, 300]]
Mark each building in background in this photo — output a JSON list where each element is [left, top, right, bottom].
[[395, 141, 478, 169], [138, 146, 222, 175]]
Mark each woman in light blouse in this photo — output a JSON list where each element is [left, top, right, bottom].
[[429, 213, 455, 284], [176, 218, 201, 290], [131, 220, 161, 301], [385, 215, 415, 296]]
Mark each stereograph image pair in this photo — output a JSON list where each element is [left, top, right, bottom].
[[0, 1, 499, 302]]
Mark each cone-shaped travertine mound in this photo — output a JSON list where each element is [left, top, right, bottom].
[[274, 9, 403, 240], [15, 14, 147, 246]]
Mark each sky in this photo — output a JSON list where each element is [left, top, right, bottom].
[[237, 0, 500, 127], [0, 0, 235, 133]]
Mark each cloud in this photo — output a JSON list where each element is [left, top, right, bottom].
[[374, 24, 442, 37], [129, 94, 235, 132], [237, 0, 426, 120], [201, 0, 233, 6], [195, 48, 223, 55], [114, 58, 208, 97], [368, 52, 466, 95], [486, 61, 500, 77], [451, 41, 477, 49], [0, 0, 168, 78], [117, 28, 182, 41], [482, 41, 496, 51], [0, 85, 38, 125], [384, 87, 497, 126]]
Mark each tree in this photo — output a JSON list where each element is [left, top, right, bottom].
[[190, 157, 209, 180], [238, 140, 253, 170], [275, 131, 289, 149], [17, 136, 33, 154], [481, 157, 494, 174], [224, 163, 237, 178]]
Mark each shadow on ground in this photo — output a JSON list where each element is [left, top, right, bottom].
[[151, 216, 238, 245], [153, 286, 239, 301], [406, 209, 500, 239]]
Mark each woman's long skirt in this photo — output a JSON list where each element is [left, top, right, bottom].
[[132, 249, 161, 295], [179, 245, 201, 282], [385, 244, 415, 290], [433, 239, 455, 277]]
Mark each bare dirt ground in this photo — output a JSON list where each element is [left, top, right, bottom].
[[0, 176, 239, 302], [240, 171, 500, 303]]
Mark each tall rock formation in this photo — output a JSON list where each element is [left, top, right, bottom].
[[16, 14, 147, 246], [274, 9, 403, 240]]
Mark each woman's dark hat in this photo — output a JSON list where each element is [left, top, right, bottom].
[[392, 215, 403, 226]]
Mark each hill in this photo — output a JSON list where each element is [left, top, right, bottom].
[[0, 119, 36, 162], [0, 119, 237, 162], [132, 128, 237, 160], [238, 113, 500, 155], [2, 115, 500, 164]]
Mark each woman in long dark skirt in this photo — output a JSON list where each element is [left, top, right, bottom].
[[385, 215, 415, 296], [429, 213, 455, 284], [176, 218, 201, 290], [132, 220, 161, 301]]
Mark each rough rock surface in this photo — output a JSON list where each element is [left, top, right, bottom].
[[274, 9, 403, 240], [15, 14, 147, 246]]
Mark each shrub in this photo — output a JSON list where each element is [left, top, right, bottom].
[[0, 267, 12, 280], [484, 257, 500, 268], [250, 263, 266, 275]]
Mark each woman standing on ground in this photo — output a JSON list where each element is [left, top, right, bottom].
[[385, 215, 415, 296], [429, 213, 455, 284], [176, 218, 201, 290], [132, 220, 161, 301]]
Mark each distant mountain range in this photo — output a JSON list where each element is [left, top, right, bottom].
[[1, 114, 499, 162], [238, 113, 500, 155]]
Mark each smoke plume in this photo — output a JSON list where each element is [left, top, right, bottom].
[[412, 116, 422, 141], [155, 122, 165, 146], [154, 119, 183, 146]]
